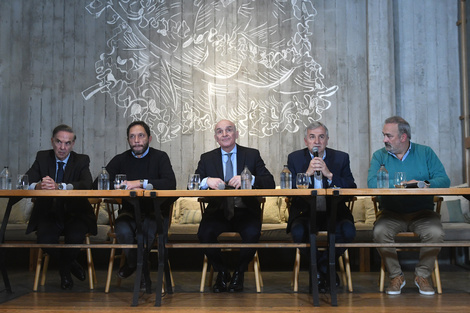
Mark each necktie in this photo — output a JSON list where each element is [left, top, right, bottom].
[[224, 153, 234, 220], [224, 153, 233, 183], [56, 161, 65, 183]]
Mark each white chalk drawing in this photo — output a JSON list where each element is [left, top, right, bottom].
[[83, 0, 338, 142]]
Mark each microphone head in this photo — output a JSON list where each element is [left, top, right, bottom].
[[145, 183, 154, 190], [312, 146, 319, 156], [66, 183, 74, 190], [217, 182, 225, 190]]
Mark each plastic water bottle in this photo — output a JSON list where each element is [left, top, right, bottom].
[[0, 166, 12, 190], [280, 165, 292, 189], [377, 164, 389, 188], [241, 166, 252, 189], [97, 167, 110, 190]]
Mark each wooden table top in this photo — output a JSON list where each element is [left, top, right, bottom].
[[0, 189, 142, 197]]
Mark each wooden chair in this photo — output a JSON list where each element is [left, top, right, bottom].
[[198, 197, 265, 293], [103, 198, 174, 293], [33, 198, 101, 291], [372, 196, 443, 294], [290, 197, 355, 292]]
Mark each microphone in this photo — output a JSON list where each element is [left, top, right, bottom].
[[218, 182, 225, 190], [312, 147, 320, 176], [146, 183, 154, 190], [66, 183, 74, 190]]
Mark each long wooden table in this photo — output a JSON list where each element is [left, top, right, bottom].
[[3, 188, 470, 307]]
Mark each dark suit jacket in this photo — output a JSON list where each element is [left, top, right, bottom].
[[25, 150, 96, 235], [286, 147, 356, 232], [195, 144, 275, 218]]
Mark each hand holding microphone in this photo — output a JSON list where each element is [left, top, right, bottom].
[[312, 147, 321, 176]]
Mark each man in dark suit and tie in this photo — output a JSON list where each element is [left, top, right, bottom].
[[286, 121, 356, 292], [195, 119, 275, 293], [25, 124, 96, 290]]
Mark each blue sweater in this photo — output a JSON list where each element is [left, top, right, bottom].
[[367, 142, 450, 213]]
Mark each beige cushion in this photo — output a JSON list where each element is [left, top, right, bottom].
[[362, 197, 377, 225], [179, 208, 202, 224], [175, 198, 201, 224], [351, 197, 367, 223], [0, 198, 33, 224], [263, 197, 281, 224]]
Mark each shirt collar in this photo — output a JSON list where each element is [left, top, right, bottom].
[[56, 153, 71, 165], [387, 141, 412, 161], [132, 147, 150, 158], [221, 145, 237, 156], [309, 148, 326, 160]]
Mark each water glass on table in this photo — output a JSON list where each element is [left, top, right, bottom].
[[114, 174, 127, 190], [187, 174, 200, 190], [296, 173, 309, 189], [394, 172, 406, 188], [16, 174, 29, 190]]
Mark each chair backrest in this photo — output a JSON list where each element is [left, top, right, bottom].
[[88, 198, 102, 222], [103, 198, 122, 232], [372, 196, 444, 218]]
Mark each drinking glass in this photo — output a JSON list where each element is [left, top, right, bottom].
[[187, 174, 201, 190], [296, 173, 309, 189], [394, 172, 406, 188], [16, 174, 29, 190], [114, 174, 127, 190]]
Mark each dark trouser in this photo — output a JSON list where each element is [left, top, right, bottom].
[[290, 216, 356, 274], [114, 214, 158, 268], [36, 218, 88, 275], [197, 208, 261, 273]]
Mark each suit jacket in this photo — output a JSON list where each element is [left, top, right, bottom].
[[195, 144, 275, 218], [286, 147, 356, 232], [25, 150, 96, 235]]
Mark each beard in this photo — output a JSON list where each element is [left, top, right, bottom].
[[131, 143, 149, 156]]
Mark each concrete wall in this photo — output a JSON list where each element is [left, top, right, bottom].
[[0, 0, 463, 188]]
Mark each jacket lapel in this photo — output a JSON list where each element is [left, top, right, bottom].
[[214, 149, 224, 179], [63, 152, 75, 183]]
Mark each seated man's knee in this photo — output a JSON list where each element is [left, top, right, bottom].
[[372, 222, 393, 243], [338, 220, 356, 242], [115, 217, 135, 243], [290, 223, 307, 243], [240, 226, 261, 243], [421, 225, 445, 242]]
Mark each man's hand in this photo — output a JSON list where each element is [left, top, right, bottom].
[[35, 176, 58, 190], [207, 177, 225, 190], [126, 180, 143, 190], [227, 175, 241, 189], [306, 158, 333, 181]]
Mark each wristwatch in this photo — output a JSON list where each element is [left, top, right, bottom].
[[140, 179, 144, 188]]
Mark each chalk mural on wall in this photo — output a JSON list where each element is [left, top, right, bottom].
[[83, 0, 338, 142]]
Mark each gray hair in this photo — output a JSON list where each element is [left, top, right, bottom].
[[384, 116, 411, 140], [304, 122, 329, 139]]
